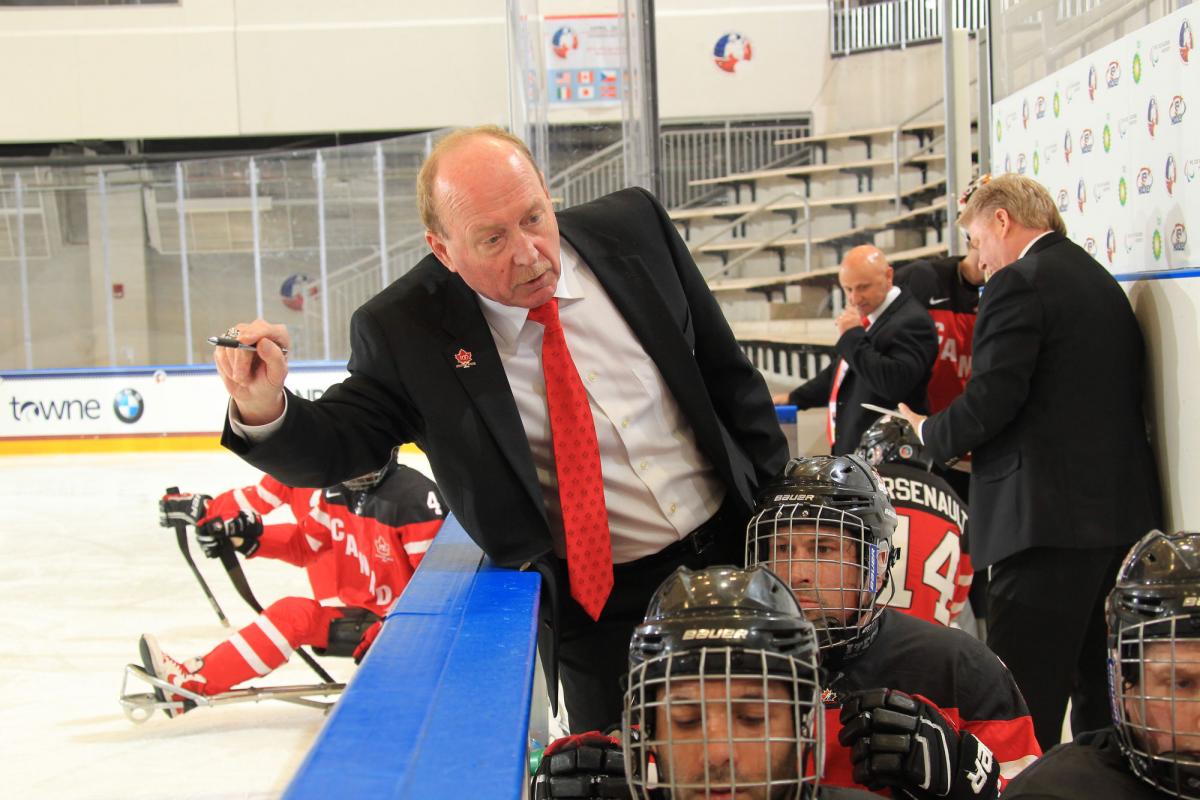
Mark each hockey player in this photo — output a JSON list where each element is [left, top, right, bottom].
[[141, 448, 446, 717], [855, 416, 972, 627], [893, 175, 989, 418], [745, 455, 1040, 797], [531, 565, 882, 799], [1003, 529, 1200, 799]]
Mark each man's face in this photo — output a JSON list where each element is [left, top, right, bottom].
[[654, 676, 798, 800], [965, 210, 1018, 281], [425, 140, 561, 309], [1124, 640, 1200, 757], [838, 260, 893, 318], [960, 238, 987, 285], [763, 520, 883, 627]]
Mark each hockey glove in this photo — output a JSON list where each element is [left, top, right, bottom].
[[837, 688, 999, 800], [352, 620, 382, 665], [531, 731, 627, 799], [196, 513, 263, 559], [159, 492, 212, 528]]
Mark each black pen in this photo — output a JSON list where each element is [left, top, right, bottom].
[[207, 336, 289, 356]]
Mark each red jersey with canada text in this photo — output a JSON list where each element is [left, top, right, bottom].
[[895, 256, 979, 413], [876, 461, 972, 626], [250, 464, 446, 615]]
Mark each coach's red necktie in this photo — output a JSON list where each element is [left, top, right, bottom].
[[826, 316, 871, 445], [528, 298, 613, 621]]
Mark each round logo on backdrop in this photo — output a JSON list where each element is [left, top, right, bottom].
[[1182, 19, 1194, 63], [1166, 155, 1178, 195], [1170, 95, 1187, 124], [113, 388, 144, 424], [1118, 177, 1129, 205], [1173, 223, 1189, 251], [1148, 96, 1160, 136], [1077, 178, 1087, 212], [1133, 53, 1144, 83], [1153, 229, 1164, 260], [1033, 150, 1041, 175], [713, 33, 752, 73], [1057, 188, 1070, 212], [1106, 60, 1121, 87], [281, 274, 318, 312], [1080, 128, 1095, 153], [1088, 65, 1099, 99], [1085, 236, 1098, 257], [1063, 129, 1073, 162], [996, 120, 1003, 142], [551, 27, 579, 59], [1137, 166, 1154, 195], [1022, 99, 1030, 128], [1053, 91, 1062, 117], [1103, 124, 1113, 152], [1017, 153, 1028, 174], [1106, 227, 1117, 263], [1004, 153, 1012, 173], [1036, 96, 1047, 119]]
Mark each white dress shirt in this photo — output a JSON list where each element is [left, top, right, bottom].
[[476, 241, 723, 562], [234, 240, 724, 563]]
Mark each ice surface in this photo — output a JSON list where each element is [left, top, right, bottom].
[[0, 449, 430, 799]]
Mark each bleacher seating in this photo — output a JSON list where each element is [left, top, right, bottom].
[[675, 116, 969, 379]]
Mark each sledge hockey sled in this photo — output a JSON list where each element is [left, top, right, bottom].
[[119, 662, 344, 724]]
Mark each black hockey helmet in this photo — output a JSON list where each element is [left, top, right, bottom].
[[1108, 529, 1200, 799], [340, 445, 401, 492], [855, 415, 933, 470], [624, 565, 823, 799], [745, 455, 898, 663]]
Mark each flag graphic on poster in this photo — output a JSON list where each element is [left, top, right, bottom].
[[545, 15, 622, 106]]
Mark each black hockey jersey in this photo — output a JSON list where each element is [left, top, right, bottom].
[[1002, 727, 1164, 799], [821, 609, 1040, 792]]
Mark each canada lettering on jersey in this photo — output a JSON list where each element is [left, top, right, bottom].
[[934, 316, 973, 379], [881, 475, 968, 530]]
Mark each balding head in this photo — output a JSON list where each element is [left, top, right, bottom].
[[417, 126, 544, 237], [839, 245, 894, 317], [419, 127, 561, 309]]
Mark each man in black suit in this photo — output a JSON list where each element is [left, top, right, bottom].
[[899, 173, 1161, 750], [212, 127, 789, 733], [776, 244, 937, 456]]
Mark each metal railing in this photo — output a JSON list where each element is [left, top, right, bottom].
[[830, 0, 989, 56], [302, 232, 431, 362], [546, 119, 812, 211]]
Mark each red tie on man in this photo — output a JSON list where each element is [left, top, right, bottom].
[[528, 299, 613, 621], [826, 316, 871, 446]]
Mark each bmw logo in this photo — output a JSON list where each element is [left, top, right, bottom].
[[113, 388, 144, 424]]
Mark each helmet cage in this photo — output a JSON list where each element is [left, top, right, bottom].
[[624, 646, 822, 800], [1111, 614, 1200, 799], [745, 501, 889, 654]]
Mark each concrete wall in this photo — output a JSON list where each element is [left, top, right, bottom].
[[0, 0, 847, 140]]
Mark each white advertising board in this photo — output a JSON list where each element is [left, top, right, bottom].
[[0, 364, 349, 440], [991, 6, 1197, 276]]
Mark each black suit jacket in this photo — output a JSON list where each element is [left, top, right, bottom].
[[222, 187, 789, 569], [787, 289, 937, 455], [922, 232, 1161, 568]]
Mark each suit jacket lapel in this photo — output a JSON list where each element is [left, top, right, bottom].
[[439, 276, 547, 521]]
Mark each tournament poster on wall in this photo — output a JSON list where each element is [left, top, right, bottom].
[[544, 14, 623, 106], [991, 5, 1196, 276]]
